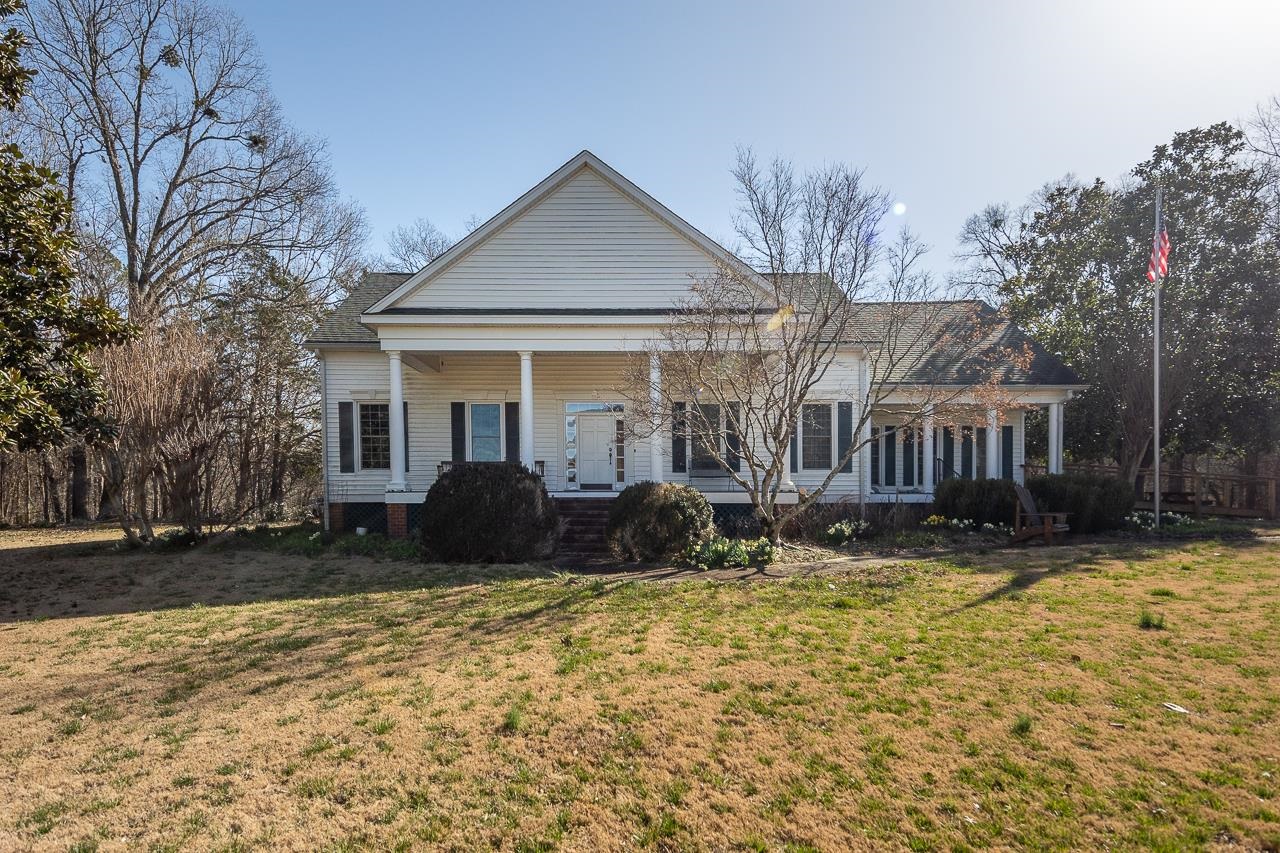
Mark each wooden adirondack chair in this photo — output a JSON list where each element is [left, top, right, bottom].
[[1012, 483, 1070, 544]]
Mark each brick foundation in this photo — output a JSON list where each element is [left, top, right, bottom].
[[387, 503, 408, 539], [328, 501, 344, 533]]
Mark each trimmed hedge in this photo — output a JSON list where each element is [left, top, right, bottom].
[[932, 478, 1018, 528], [419, 462, 558, 562], [605, 481, 713, 561], [1026, 472, 1134, 534]]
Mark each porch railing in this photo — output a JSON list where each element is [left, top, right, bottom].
[[1024, 462, 1279, 520]]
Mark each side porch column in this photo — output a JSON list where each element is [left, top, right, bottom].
[[387, 350, 407, 491], [519, 351, 535, 470], [922, 406, 935, 494], [986, 408, 1000, 479], [860, 358, 873, 499], [1047, 401, 1062, 474], [648, 353, 664, 483]]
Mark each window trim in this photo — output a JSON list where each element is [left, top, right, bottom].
[[357, 401, 391, 471], [799, 401, 835, 471], [466, 401, 506, 462]]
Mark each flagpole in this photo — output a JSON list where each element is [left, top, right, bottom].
[[1152, 187, 1162, 531]]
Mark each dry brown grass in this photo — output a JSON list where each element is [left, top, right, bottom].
[[0, 526, 1277, 851]]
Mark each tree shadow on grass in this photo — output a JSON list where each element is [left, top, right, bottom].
[[0, 534, 570, 624], [944, 535, 1274, 613]]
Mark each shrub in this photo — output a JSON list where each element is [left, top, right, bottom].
[[419, 462, 558, 562], [1027, 473, 1134, 534], [932, 478, 1017, 528], [605, 482, 713, 561], [684, 536, 777, 571]]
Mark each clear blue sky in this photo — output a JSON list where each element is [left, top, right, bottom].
[[228, 0, 1280, 280]]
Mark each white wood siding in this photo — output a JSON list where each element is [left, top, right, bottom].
[[397, 168, 721, 310]]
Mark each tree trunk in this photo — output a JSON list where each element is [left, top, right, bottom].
[[41, 453, 65, 523], [97, 449, 121, 521], [69, 446, 89, 521]]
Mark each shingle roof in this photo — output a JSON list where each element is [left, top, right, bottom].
[[306, 272, 412, 345], [850, 300, 1083, 386], [309, 273, 1082, 387]]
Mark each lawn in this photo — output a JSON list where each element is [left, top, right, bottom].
[[1, 527, 1277, 851]]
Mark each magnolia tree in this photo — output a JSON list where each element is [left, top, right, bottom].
[[622, 150, 1028, 543]]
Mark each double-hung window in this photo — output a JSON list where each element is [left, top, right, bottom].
[[359, 403, 390, 470], [801, 403, 833, 470], [469, 402, 503, 462]]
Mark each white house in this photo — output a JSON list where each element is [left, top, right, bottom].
[[307, 151, 1083, 537]]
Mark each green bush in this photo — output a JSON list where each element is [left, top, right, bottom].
[[605, 481, 713, 561], [420, 462, 558, 562], [1027, 472, 1134, 534], [684, 536, 777, 571], [932, 478, 1018, 528]]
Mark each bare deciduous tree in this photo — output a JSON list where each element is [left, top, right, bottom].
[[96, 321, 223, 543], [623, 149, 1025, 543], [17, 0, 366, 320], [376, 216, 453, 272]]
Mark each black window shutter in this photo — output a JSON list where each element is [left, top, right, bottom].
[[902, 427, 915, 486], [1001, 424, 1014, 480], [725, 402, 742, 472], [338, 401, 355, 473], [884, 425, 896, 486], [450, 402, 466, 462], [961, 428, 973, 479], [789, 422, 798, 474], [671, 403, 686, 473], [976, 426, 987, 479], [504, 402, 520, 462], [837, 402, 853, 474], [403, 401, 410, 472], [942, 427, 954, 480]]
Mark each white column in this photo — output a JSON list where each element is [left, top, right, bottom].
[[387, 350, 407, 491], [860, 357, 873, 499], [780, 427, 796, 491], [1047, 402, 1062, 474], [648, 353, 664, 483], [986, 408, 1000, 479], [922, 406, 935, 494], [1056, 401, 1066, 473], [519, 351, 535, 470]]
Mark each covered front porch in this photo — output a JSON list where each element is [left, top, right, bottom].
[[326, 344, 808, 499]]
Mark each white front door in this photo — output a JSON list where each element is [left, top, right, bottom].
[[578, 415, 616, 488]]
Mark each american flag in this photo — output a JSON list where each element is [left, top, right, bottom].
[[1146, 219, 1170, 282]]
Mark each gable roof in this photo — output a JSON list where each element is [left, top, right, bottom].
[[306, 272, 411, 346], [364, 150, 773, 314]]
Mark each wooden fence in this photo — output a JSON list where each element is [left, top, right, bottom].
[[1024, 462, 1278, 521]]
